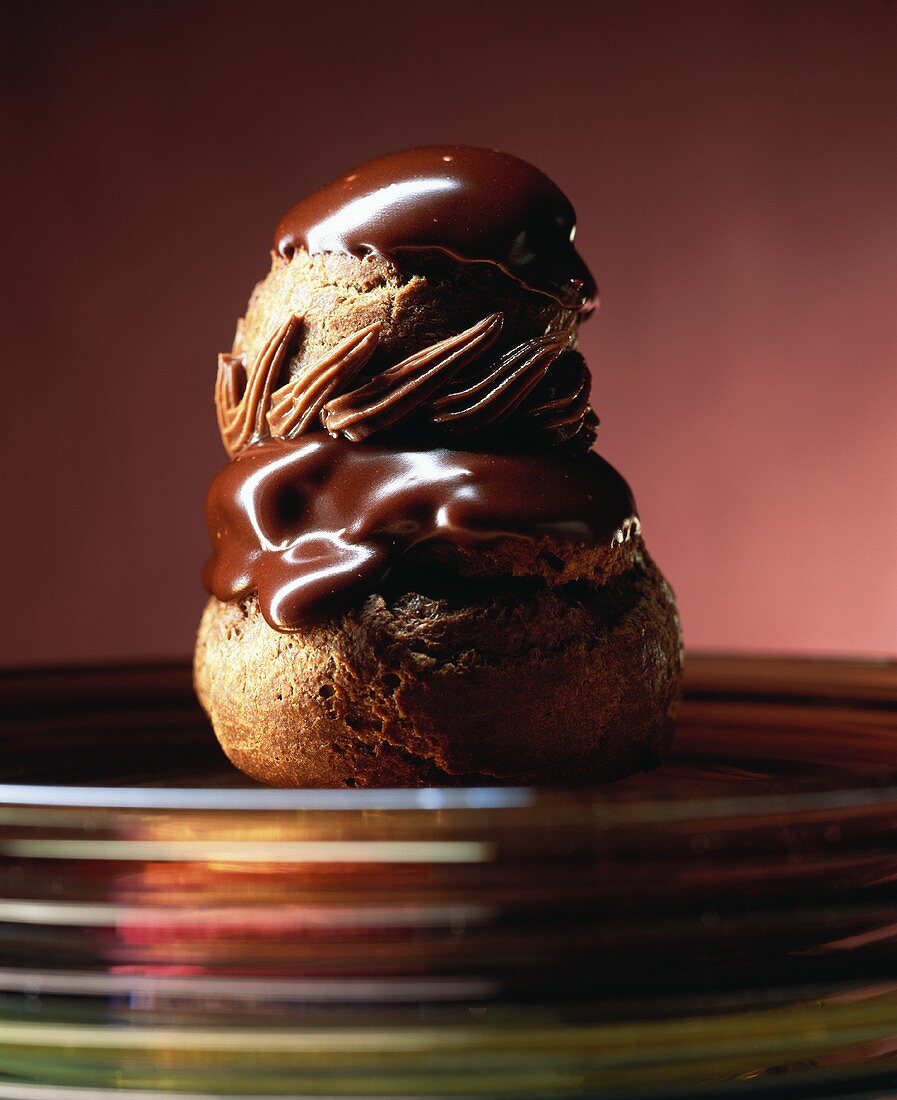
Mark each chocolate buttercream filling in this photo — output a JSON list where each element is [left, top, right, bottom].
[[204, 437, 638, 631], [216, 312, 594, 455], [275, 146, 597, 315]]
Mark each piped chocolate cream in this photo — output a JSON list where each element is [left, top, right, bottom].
[[275, 146, 597, 315], [215, 310, 594, 456], [205, 146, 634, 631]]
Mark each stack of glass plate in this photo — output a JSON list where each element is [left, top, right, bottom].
[[1, 654, 897, 1098]]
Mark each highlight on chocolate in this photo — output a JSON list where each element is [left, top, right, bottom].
[[275, 146, 598, 313]]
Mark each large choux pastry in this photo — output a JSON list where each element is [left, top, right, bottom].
[[194, 147, 682, 787]]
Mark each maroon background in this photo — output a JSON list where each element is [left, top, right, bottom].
[[1, 0, 895, 666]]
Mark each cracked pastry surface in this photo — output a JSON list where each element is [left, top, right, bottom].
[[194, 538, 681, 788], [220, 253, 593, 453]]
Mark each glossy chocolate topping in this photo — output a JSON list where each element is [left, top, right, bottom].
[[204, 437, 638, 631], [275, 147, 597, 315]]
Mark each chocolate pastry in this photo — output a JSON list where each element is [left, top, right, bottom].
[[194, 146, 682, 787]]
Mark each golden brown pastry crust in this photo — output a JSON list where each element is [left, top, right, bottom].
[[234, 250, 577, 386], [194, 537, 682, 788]]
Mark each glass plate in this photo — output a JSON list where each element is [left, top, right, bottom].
[[1, 654, 897, 1099]]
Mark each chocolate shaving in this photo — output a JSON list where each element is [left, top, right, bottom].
[[430, 332, 568, 433], [322, 313, 503, 442], [215, 314, 301, 458], [267, 322, 381, 440]]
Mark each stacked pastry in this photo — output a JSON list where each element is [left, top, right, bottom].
[[195, 146, 682, 787]]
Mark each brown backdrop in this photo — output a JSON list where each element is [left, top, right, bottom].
[[1, 0, 895, 665]]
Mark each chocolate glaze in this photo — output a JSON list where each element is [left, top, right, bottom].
[[204, 437, 637, 631], [275, 147, 597, 315]]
